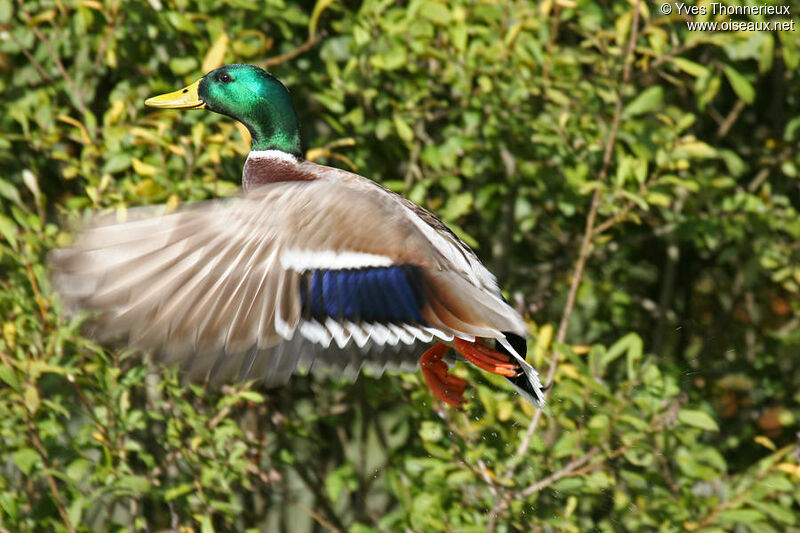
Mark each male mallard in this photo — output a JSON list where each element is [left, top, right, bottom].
[[51, 64, 544, 408]]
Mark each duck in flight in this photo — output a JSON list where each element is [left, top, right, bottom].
[[51, 64, 544, 408]]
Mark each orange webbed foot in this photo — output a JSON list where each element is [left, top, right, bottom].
[[419, 342, 468, 408], [453, 338, 520, 377]]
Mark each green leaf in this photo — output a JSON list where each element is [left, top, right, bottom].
[[545, 88, 570, 106], [622, 86, 663, 117], [645, 191, 671, 207], [309, 0, 337, 36], [0, 214, 17, 248], [779, 30, 799, 69], [750, 500, 796, 525], [114, 475, 151, 494], [673, 57, 709, 78], [169, 56, 199, 76], [717, 509, 765, 525], [66, 458, 92, 482], [421, 2, 451, 25], [393, 114, 414, 143], [13, 449, 40, 476], [0, 0, 11, 23], [723, 66, 755, 104], [279, 449, 295, 464], [755, 475, 795, 493], [697, 75, 721, 110], [165, 483, 194, 501], [238, 390, 265, 403], [166, 12, 200, 34], [102, 153, 132, 174], [0, 491, 19, 522], [325, 463, 355, 502], [602, 333, 642, 368], [678, 141, 717, 159], [0, 363, 20, 390], [199, 514, 215, 533], [419, 421, 443, 442], [758, 34, 775, 73], [0, 178, 23, 207], [588, 414, 610, 431], [440, 192, 473, 221], [24, 385, 40, 414], [67, 498, 84, 528], [370, 47, 407, 70], [678, 409, 719, 432], [314, 93, 345, 114], [619, 190, 649, 211]]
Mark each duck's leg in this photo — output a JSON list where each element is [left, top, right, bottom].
[[453, 338, 520, 377], [419, 342, 468, 408]]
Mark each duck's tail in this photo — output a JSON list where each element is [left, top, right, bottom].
[[496, 332, 546, 407]]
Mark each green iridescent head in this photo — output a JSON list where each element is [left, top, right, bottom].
[[145, 64, 303, 157]]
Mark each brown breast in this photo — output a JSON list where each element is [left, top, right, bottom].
[[242, 154, 318, 190]]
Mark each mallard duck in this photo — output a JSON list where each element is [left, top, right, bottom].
[[51, 64, 544, 408]]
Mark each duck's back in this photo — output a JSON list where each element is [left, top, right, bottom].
[[50, 157, 526, 385]]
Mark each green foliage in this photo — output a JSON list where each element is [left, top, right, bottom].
[[2, 0, 800, 531]]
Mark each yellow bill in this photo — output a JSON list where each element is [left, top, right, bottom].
[[145, 79, 205, 109]]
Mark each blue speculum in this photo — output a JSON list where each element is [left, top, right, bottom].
[[301, 265, 426, 323]]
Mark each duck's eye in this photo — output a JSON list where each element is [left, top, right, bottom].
[[219, 73, 232, 83]]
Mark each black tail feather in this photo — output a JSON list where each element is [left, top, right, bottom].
[[495, 332, 545, 406]]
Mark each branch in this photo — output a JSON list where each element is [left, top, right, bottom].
[[541, 4, 563, 79], [592, 169, 663, 237], [267, 410, 345, 532], [263, 32, 325, 67], [19, 11, 89, 115], [716, 99, 746, 139], [293, 499, 344, 532], [92, 12, 125, 70], [507, 0, 643, 474], [495, 401, 676, 521], [0, 350, 77, 533], [450, 412, 501, 496], [483, 16, 651, 531], [649, 39, 699, 71], [695, 444, 799, 529], [5, 28, 53, 83], [518, 449, 599, 498], [290, 463, 346, 533]]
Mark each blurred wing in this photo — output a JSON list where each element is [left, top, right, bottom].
[[51, 178, 524, 384]]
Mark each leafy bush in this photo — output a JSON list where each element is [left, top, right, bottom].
[[1, 0, 799, 531]]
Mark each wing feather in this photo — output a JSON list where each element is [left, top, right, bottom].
[[51, 172, 526, 386]]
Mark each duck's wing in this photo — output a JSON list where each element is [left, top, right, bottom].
[[50, 178, 525, 385]]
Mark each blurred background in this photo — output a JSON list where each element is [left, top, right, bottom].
[[1, 0, 799, 530]]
